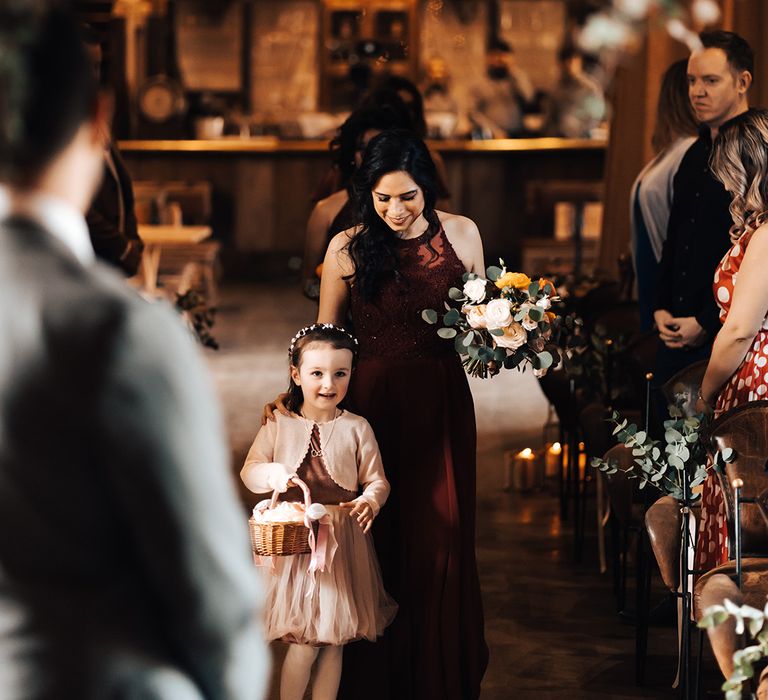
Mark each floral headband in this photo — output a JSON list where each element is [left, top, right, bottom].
[[288, 323, 359, 358]]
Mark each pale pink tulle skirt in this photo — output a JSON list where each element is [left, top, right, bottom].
[[259, 506, 397, 646]]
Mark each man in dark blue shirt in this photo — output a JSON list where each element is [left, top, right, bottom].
[[653, 31, 753, 386]]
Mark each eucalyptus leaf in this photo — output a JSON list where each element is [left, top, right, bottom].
[[477, 345, 494, 363], [534, 351, 553, 370], [528, 282, 540, 297], [455, 334, 470, 354], [422, 309, 438, 324], [668, 455, 684, 470], [437, 327, 457, 339], [463, 331, 475, 347], [486, 265, 502, 282], [448, 287, 465, 301], [489, 327, 504, 337], [444, 308, 460, 326], [665, 428, 683, 443]]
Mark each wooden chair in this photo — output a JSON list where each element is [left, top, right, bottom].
[[661, 359, 709, 418], [694, 401, 768, 696]]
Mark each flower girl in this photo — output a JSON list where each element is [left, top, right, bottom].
[[241, 323, 396, 700]]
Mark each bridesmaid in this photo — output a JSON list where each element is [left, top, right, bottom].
[[320, 129, 487, 700], [696, 109, 768, 572]]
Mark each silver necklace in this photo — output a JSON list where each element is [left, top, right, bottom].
[[301, 410, 340, 457]]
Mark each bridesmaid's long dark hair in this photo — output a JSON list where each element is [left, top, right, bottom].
[[347, 130, 441, 301]]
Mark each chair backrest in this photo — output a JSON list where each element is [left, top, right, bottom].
[[645, 495, 682, 592], [709, 400, 768, 555], [661, 360, 708, 418]]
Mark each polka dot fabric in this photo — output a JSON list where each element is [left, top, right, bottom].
[[695, 228, 767, 573]]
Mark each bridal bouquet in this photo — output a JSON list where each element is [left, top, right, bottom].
[[422, 261, 563, 379]]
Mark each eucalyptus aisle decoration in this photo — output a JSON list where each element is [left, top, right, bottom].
[[590, 404, 731, 499], [421, 260, 564, 379], [175, 289, 219, 350], [699, 600, 768, 700]]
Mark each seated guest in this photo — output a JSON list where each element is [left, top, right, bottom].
[[0, 6, 266, 699], [546, 46, 606, 138], [81, 24, 143, 276], [696, 109, 768, 571], [469, 39, 535, 138], [630, 59, 698, 331]]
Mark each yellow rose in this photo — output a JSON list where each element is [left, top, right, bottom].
[[495, 271, 532, 291]]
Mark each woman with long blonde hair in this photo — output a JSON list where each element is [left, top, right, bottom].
[[696, 108, 768, 571]]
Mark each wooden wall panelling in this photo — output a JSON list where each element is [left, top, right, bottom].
[[732, 0, 768, 110]]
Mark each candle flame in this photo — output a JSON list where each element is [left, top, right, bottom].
[[519, 448, 534, 459], [549, 442, 562, 454]]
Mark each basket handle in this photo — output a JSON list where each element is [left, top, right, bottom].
[[269, 476, 312, 510]]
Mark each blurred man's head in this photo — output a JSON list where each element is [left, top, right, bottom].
[[0, 4, 105, 208], [687, 31, 752, 131], [558, 46, 585, 79], [486, 39, 515, 80]]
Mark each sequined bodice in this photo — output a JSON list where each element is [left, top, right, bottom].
[[350, 228, 466, 360]]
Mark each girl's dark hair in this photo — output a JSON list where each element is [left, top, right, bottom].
[[347, 129, 440, 301], [0, 4, 98, 186], [651, 59, 699, 153], [329, 100, 414, 188], [285, 325, 358, 413]]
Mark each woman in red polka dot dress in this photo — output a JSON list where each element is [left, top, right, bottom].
[[696, 109, 768, 572]]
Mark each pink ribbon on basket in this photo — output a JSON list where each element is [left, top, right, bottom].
[[304, 506, 338, 597]]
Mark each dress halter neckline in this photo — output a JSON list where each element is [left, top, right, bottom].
[[394, 225, 441, 245]]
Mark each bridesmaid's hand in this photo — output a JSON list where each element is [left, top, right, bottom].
[[340, 498, 374, 533], [262, 393, 290, 425]]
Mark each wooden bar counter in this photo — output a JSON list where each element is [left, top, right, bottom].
[[119, 137, 606, 271]]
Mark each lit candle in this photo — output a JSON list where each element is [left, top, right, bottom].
[[578, 441, 587, 478], [545, 442, 562, 478], [512, 447, 536, 491]]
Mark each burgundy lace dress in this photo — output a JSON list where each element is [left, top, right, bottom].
[[338, 228, 488, 700]]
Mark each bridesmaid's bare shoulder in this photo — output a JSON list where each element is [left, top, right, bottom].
[[326, 226, 362, 276], [436, 211, 481, 243]]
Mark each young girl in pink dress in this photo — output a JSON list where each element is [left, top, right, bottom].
[[241, 323, 396, 700], [696, 109, 768, 572]]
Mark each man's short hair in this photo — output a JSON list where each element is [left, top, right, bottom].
[[0, 5, 97, 186], [700, 30, 754, 78]]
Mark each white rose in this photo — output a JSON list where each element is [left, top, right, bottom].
[[463, 278, 487, 303], [463, 304, 487, 329], [494, 322, 527, 350], [484, 298, 514, 330], [536, 296, 551, 310]]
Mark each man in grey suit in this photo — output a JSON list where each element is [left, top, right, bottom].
[[0, 6, 266, 699]]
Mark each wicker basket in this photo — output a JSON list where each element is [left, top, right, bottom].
[[249, 477, 312, 557]]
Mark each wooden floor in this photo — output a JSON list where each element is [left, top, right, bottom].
[[205, 282, 723, 699]]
